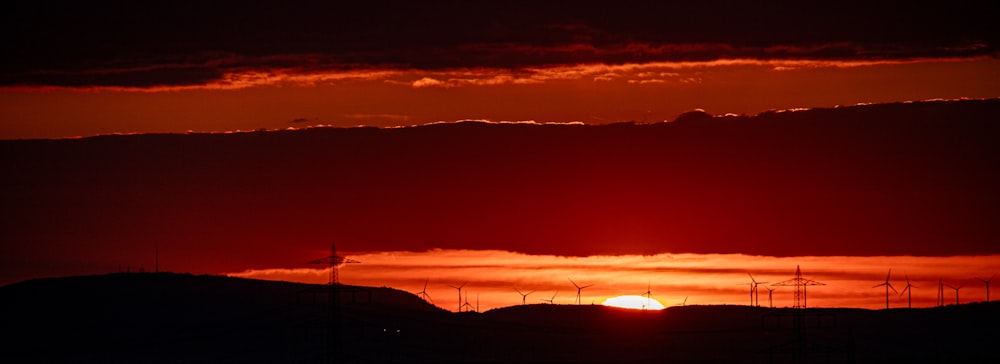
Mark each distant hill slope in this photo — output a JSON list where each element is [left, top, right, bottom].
[[2, 273, 997, 363]]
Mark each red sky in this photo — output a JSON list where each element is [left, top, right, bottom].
[[2, 1, 998, 139], [1, 2, 998, 308]]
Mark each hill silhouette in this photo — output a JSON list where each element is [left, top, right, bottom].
[[2, 273, 997, 363]]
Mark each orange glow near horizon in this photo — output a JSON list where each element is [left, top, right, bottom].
[[2, 57, 998, 139], [603, 295, 666, 310], [227, 250, 1000, 312]]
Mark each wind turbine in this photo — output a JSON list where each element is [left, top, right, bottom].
[[947, 282, 965, 305], [937, 279, 945, 307], [461, 291, 475, 312], [540, 291, 558, 304], [670, 296, 688, 307], [748, 274, 768, 307], [976, 274, 994, 302], [515, 288, 534, 305], [899, 275, 916, 309], [448, 282, 467, 312], [873, 269, 897, 310], [569, 277, 593, 305], [765, 287, 776, 308], [640, 281, 655, 310], [416, 279, 433, 304]]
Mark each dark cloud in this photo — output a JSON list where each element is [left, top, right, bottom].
[[2, 99, 999, 285], [2, 1, 996, 88]]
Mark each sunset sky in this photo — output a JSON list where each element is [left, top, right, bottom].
[[2, 2, 998, 311]]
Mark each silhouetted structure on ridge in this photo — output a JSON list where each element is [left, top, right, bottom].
[[764, 266, 838, 363], [772, 265, 824, 309], [415, 279, 433, 304], [640, 281, 656, 310], [937, 279, 946, 307], [448, 282, 467, 312], [748, 273, 768, 307], [873, 269, 898, 310], [900, 275, 916, 309], [540, 291, 558, 304], [307, 243, 359, 364], [461, 291, 475, 312], [569, 277, 593, 305], [515, 288, 534, 305], [947, 283, 965, 305], [977, 275, 994, 302]]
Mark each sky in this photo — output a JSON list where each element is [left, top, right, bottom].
[[1, 2, 999, 310], [2, 1, 998, 139]]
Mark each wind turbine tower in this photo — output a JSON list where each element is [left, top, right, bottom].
[[416, 280, 433, 304], [515, 288, 534, 305], [947, 283, 965, 305], [977, 275, 994, 302], [772, 265, 825, 309], [873, 269, 897, 310], [540, 291, 558, 304], [748, 274, 768, 307], [448, 282, 467, 312], [937, 279, 945, 307], [641, 282, 654, 310], [569, 277, 593, 305], [461, 291, 475, 312], [899, 275, 916, 309]]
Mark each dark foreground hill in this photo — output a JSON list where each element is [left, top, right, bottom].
[[1, 273, 997, 363]]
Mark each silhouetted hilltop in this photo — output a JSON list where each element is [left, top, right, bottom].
[[2, 273, 997, 363]]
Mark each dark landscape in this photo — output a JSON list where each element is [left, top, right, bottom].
[[2, 272, 997, 363], [3, 4, 998, 363]]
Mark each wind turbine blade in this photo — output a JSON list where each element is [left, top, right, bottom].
[[888, 283, 898, 294], [886, 269, 892, 282], [569, 277, 580, 288]]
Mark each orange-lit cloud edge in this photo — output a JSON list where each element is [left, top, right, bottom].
[[227, 250, 1000, 312], [4, 56, 990, 93]]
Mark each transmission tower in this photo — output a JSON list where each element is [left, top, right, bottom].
[[307, 243, 360, 364], [772, 265, 825, 309]]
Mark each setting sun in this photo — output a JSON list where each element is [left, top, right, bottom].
[[602, 295, 665, 310]]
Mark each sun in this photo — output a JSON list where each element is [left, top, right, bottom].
[[602, 295, 665, 310]]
